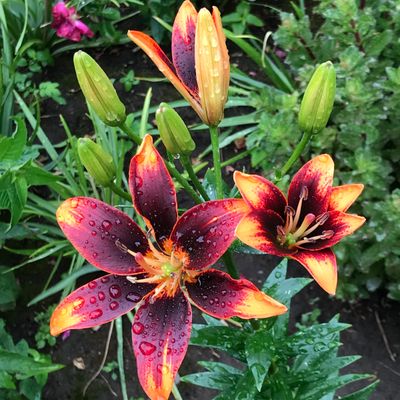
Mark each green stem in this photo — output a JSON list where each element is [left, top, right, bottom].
[[165, 160, 202, 204], [208, 126, 240, 279], [180, 155, 210, 201], [109, 182, 132, 202], [116, 318, 129, 400], [221, 149, 251, 168], [120, 120, 141, 145], [209, 125, 224, 199], [278, 131, 313, 180], [172, 382, 183, 400]]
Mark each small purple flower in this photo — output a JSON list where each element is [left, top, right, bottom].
[[51, 2, 94, 42]]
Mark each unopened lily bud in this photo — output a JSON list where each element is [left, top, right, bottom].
[[195, 7, 230, 127], [298, 61, 336, 134], [74, 51, 126, 126], [156, 103, 195, 155], [77, 138, 116, 187]]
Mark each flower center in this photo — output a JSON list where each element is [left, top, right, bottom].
[[277, 186, 334, 249], [116, 237, 191, 298]]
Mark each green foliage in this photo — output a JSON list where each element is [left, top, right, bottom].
[[241, 0, 400, 299], [34, 305, 57, 349], [0, 319, 63, 399], [0, 267, 19, 311], [182, 260, 378, 399], [222, 2, 263, 35]]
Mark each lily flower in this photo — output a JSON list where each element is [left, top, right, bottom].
[[51, 1, 94, 42], [128, 0, 230, 127], [50, 134, 286, 400], [234, 154, 365, 295]]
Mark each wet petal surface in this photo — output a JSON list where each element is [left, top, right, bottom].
[[288, 154, 334, 219], [57, 197, 148, 274], [186, 269, 287, 319], [170, 199, 249, 270], [50, 274, 155, 336], [234, 171, 287, 215], [132, 289, 192, 400], [172, 0, 198, 94], [129, 135, 177, 245]]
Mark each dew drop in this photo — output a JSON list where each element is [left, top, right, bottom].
[[92, 252, 98, 259], [90, 201, 97, 209], [89, 296, 96, 304], [109, 284, 122, 299], [109, 301, 119, 311], [98, 291, 105, 301], [88, 281, 97, 289], [139, 341, 156, 356], [102, 220, 112, 231], [132, 322, 145, 334], [73, 297, 85, 310], [157, 364, 170, 375], [89, 220, 95, 227], [126, 292, 142, 302], [101, 276, 110, 283], [89, 309, 103, 319], [91, 230, 97, 236]]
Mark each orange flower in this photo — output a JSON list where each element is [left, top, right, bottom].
[[234, 154, 365, 295], [128, 0, 229, 126]]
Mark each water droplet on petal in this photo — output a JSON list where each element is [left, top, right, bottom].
[[98, 291, 105, 301], [102, 220, 112, 231], [89, 220, 95, 227], [139, 341, 156, 356], [126, 292, 141, 302], [132, 322, 144, 334], [89, 309, 103, 319], [109, 301, 119, 311], [109, 285, 122, 299], [73, 297, 85, 310], [88, 281, 97, 289]]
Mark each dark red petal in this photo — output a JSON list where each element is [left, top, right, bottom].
[[234, 171, 287, 215], [186, 269, 287, 319], [288, 154, 334, 218], [129, 135, 178, 245], [172, 0, 198, 94], [235, 210, 294, 257], [127, 30, 205, 120], [298, 210, 366, 251], [56, 197, 148, 275], [50, 274, 155, 336], [170, 199, 249, 270], [291, 248, 337, 295], [132, 289, 192, 400]]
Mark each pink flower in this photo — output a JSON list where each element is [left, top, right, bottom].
[[51, 2, 94, 42]]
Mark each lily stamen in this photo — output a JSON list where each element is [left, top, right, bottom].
[[293, 185, 308, 228], [292, 213, 316, 239]]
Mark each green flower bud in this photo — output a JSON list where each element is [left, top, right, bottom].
[[156, 103, 196, 155], [74, 51, 126, 127], [77, 138, 116, 187], [298, 61, 336, 134]]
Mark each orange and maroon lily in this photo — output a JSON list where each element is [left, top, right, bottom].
[[128, 0, 229, 127], [234, 154, 366, 295], [50, 134, 286, 400]]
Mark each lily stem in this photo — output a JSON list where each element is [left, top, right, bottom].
[[172, 383, 183, 400], [278, 130, 313, 180], [109, 181, 132, 202], [208, 125, 240, 280], [209, 125, 224, 199], [166, 157, 203, 204], [180, 155, 210, 201], [120, 120, 141, 145]]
